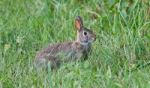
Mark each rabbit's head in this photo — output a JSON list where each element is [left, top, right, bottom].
[[75, 16, 96, 45]]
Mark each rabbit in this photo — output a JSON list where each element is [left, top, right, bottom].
[[34, 16, 96, 69]]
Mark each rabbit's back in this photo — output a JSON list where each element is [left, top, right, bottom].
[[35, 42, 73, 59]]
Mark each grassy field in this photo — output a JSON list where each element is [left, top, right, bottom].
[[0, 0, 150, 88]]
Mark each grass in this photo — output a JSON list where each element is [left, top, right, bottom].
[[0, 0, 150, 88]]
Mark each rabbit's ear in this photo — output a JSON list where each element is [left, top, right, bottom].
[[75, 16, 83, 30]]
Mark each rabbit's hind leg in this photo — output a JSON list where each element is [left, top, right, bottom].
[[34, 56, 61, 70], [46, 56, 61, 70]]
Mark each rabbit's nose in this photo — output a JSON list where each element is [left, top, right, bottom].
[[92, 34, 96, 41]]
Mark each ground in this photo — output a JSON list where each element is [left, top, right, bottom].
[[0, 0, 150, 88]]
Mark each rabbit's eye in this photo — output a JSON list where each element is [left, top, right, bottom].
[[84, 31, 87, 36]]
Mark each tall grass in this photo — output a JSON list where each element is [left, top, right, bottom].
[[0, 0, 150, 88]]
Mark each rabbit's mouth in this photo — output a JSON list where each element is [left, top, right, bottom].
[[88, 39, 95, 43], [92, 37, 96, 42], [91, 34, 96, 41], [89, 36, 96, 43], [80, 37, 96, 45]]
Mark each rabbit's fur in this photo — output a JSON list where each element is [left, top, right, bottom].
[[35, 16, 96, 69]]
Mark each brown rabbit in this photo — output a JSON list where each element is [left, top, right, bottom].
[[34, 16, 96, 69]]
